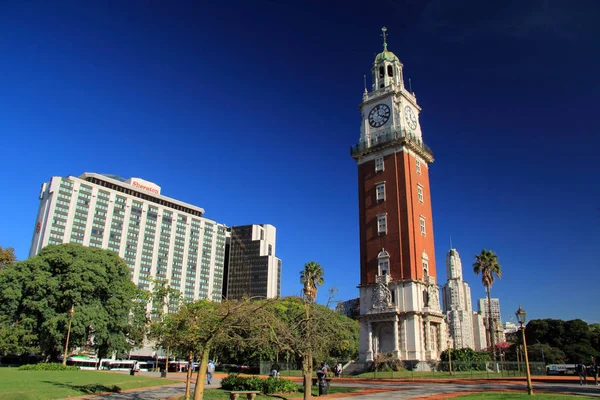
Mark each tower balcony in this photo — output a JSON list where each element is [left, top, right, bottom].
[[350, 128, 434, 163]]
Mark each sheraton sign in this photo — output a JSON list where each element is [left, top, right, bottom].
[[126, 178, 161, 195]]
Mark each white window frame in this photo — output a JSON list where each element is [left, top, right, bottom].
[[416, 158, 421, 174], [377, 214, 387, 235], [417, 184, 424, 203], [375, 156, 384, 172], [376, 182, 386, 202], [377, 249, 390, 276], [419, 215, 426, 235]]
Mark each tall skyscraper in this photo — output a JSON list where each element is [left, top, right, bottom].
[[478, 298, 505, 345], [350, 28, 446, 363], [224, 224, 281, 300], [442, 249, 475, 349], [30, 173, 227, 302]]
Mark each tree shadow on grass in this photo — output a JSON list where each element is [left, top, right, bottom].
[[41, 381, 121, 394]]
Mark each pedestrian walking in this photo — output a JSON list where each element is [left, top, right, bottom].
[[577, 361, 587, 385], [591, 357, 598, 386], [207, 360, 216, 385]]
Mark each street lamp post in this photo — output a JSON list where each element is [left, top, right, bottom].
[[447, 339, 453, 376], [62, 305, 75, 366], [515, 306, 534, 396]]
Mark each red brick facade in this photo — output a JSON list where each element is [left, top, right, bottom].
[[358, 149, 436, 285]]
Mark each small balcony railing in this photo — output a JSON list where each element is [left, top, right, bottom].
[[350, 128, 433, 160]]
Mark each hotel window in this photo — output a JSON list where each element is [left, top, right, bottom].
[[417, 185, 423, 203], [375, 156, 384, 172], [416, 158, 421, 174], [377, 214, 387, 234], [420, 216, 426, 235], [376, 182, 385, 202]]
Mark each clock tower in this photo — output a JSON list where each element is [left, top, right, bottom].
[[351, 28, 447, 364]]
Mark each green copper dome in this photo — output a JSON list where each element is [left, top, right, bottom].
[[374, 50, 399, 63]]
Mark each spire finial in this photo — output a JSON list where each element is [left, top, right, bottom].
[[381, 26, 388, 51], [363, 74, 367, 93], [450, 236, 453, 250]]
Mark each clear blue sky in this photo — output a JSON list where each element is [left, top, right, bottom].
[[1, 1, 599, 324]]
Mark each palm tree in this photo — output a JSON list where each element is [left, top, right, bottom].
[[300, 261, 324, 303], [299, 261, 324, 400], [473, 249, 502, 361]]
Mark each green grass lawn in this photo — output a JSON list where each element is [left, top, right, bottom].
[[453, 393, 596, 399], [0, 368, 180, 400], [176, 386, 361, 400]]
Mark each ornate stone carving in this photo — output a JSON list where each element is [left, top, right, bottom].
[[428, 284, 440, 310], [371, 276, 392, 310]]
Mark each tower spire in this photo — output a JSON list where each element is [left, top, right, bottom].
[[381, 26, 388, 51]]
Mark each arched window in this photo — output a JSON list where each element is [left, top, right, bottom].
[[378, 248, 390, 276], [422, 251, 429, 278], [387, 65, 394, 77], [379, 66, 384, 78]]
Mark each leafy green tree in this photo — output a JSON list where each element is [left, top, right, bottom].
[[527, 343, 566, 364], [524, 318, 599, 363], [168, 298, 278, 400], [0, 246, 16, 271], [127, 289, 151, 354], [439, 348, 490, 371], [0, 243, 138, 359], [473, 249, 502, 360], [147, 278, 183, 375]]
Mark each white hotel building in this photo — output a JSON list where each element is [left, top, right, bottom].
[[30, 173, 227, 302]]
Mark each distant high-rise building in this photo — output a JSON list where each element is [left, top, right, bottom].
[[441, 249, 474, 349], [30, 173, 227, 302], [478, 298, 505, 345], [224, 224, 281, 300], [472, 312, 488, 351], [336, 298, 360, 320]]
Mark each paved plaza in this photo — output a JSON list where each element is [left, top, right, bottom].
[[77, 373, 600, 400]]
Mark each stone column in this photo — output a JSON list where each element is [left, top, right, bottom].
[[425, 320, 431, 351], [393, 317, 400, 359], [366, 322, 374, 362]]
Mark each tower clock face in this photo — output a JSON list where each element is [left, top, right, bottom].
[[404, 106, 418, 130], [368, 104, 391, 128]]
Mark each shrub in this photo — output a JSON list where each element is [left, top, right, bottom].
[[221, 374, 298, 394], [19, 363, 79, 371]]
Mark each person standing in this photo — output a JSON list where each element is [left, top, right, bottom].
[[591, 357, 598, 386], [577, 361, 587, 385], [207, 360, 216, 385]]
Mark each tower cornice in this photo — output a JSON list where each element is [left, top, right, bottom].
[[350, 128, 434, 163]]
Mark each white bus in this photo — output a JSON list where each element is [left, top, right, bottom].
[[100, 359, 154, 371], [66, 356, 99, 370], [547, 364, 576, 375]]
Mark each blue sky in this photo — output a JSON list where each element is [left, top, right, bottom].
[[1, 1, 599, 324]]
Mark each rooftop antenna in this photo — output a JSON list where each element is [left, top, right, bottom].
[[381, 26, 388, 51]]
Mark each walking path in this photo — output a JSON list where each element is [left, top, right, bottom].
[[74, 374, 600, 400]]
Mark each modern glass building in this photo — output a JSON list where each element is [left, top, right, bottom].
[[224, 224, 281, 300], [30, 173, 227, 302]]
